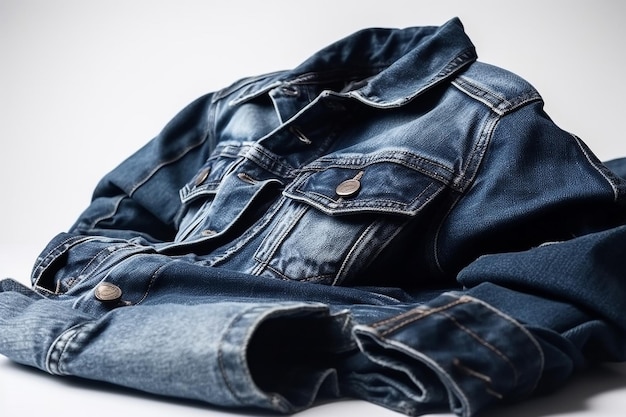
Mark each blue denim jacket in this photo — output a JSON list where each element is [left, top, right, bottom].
[[2, 17, 626, 417]]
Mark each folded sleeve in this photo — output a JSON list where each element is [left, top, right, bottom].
[[351, 225, 626, 417]]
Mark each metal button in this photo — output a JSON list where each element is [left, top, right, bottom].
[[336, 179, 361, 197], [94, 282, 122, 302], [194, 167, 211, 186], [336, 171, 364, 198]]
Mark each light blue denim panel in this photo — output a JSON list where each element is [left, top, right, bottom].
[[50, 301, 339, 411]]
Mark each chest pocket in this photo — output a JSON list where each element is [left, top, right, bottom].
[[252, 155, 449, 285]]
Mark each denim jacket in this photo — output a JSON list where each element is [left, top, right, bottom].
[[2, 17, 626, 417]]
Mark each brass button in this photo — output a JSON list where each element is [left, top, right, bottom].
[[194, 167, 211, 186], [94, 282, 122, 302], [335, 171, 364, 198]]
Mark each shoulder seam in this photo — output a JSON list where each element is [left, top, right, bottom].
[[452, 76, 541, 116]]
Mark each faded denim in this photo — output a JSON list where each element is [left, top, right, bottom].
[[2, 17, 626, 417]]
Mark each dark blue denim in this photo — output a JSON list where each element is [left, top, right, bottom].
[[2, 17, 626, 417]]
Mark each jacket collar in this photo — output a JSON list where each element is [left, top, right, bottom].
[[292, 17, 476, 107], [230, 18, 477, 108]]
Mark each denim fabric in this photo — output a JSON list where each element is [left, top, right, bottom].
[[2, 17, 626, 417]]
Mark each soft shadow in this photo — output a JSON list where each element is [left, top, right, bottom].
[[5, 359, 626, 416], [2, 359, 274, 416], [480, 363, 626, 417]]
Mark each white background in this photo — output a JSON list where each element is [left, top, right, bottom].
[[1, 1, 626, 416]]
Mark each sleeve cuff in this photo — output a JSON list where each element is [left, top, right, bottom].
[[352, 292, 544, 417]]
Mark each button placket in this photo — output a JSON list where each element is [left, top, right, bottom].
[[269, 83, 310, 123], [322, 97, 347, 112]]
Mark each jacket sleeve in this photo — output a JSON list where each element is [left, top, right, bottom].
[[351, 225, 626, 417], [69, 93, 216, 242], [350, 102, 626, 416]]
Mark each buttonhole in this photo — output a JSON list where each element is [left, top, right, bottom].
[[289, 126, 312, 144], [194, 167, 211, 186], [280, 85, 300, 97], [237, 172, 258, 184]]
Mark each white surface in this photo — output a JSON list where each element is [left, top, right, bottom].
[[2, 1, 626, 416]]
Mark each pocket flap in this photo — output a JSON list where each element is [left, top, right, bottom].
[[284, 157, 447, 216]]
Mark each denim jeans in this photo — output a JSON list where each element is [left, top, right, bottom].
[[2, 17, 626, 417]]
